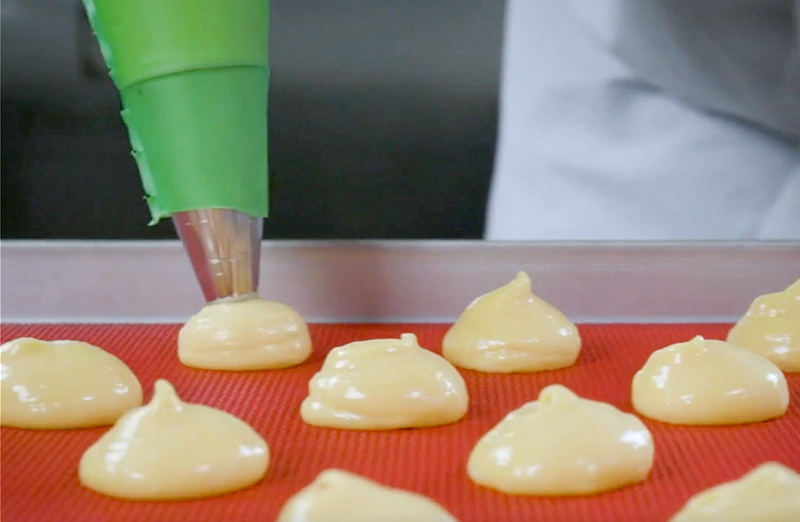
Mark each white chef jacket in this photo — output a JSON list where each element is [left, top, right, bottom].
[[485, 0, 800, 240]]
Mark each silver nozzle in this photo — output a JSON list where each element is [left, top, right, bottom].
[[172, 209, 263, 302]]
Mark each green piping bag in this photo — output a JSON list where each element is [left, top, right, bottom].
[[81, 0, 269, 224]]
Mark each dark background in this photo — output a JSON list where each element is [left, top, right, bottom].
[[1, 0, 504, 240]]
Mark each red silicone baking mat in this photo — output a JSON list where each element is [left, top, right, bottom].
[[1, 323, 799, 522]]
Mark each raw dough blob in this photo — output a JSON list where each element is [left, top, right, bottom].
[[301, 333, 469, 430], [632, 335, 789, 425], [0, 337, 142, 429], [669, 462, 800, 522], [276, 469, 459, 522], [178, 297, 312, 370], [727, 279, 800, 372], [468, 384, 654, 496], [442, 272, 581, 373], [79, 379, 269, 500]]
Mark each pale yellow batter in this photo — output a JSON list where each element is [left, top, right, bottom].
[[301, 333, 469, 430], [79, 379, 269, 500], [276, 469, 460, 522], [178, 297, 312, 370], [468, 384, 654, 496], [727, 279, 800, 372], [632, 336, 789, 425], [442, 272, 581, 373], [669, 462, 800, 522], [0, 337, 142, 429]]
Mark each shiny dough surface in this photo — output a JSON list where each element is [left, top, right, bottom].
[[301, 333, 469, 430], [442, 272, 581, 373], [727, 279, 800, 372], [0, 337, 142, 429], [79, 380, 269, 500], [669, 462, 800, 522], [276, 469, 459, 522], [632, 336, 789, 425], [178, 297, 312, 370], [468, 384, 654, 496]]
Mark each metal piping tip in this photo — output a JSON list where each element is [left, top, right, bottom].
[[172, 209, 263, 303]]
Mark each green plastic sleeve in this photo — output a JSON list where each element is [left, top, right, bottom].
[[81, 0, 269, 223]]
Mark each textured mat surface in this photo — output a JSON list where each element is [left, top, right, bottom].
[[1, 323, 799, 522]]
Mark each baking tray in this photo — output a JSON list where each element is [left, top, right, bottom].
[[1, 322, 799, 522], [1, 241, 799, 522], [2, 240, 799, 323]]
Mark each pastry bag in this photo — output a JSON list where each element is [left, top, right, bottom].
[[81, 0, 269, 302]]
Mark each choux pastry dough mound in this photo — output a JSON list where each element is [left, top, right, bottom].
[[78, 380, 269, 500], [301, 333, 469, 430], [632, 336, 789, 425], [178, 297, 312, 370], [276, 469, 460, 522], [0, 337, 142, 429], [442, 272, 581, 373], [468, 384, 654, 496], [669, 462, 800, 522], [727, 279, 800, 372]]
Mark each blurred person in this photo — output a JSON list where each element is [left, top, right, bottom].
[[485, 0, 800, 240]]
